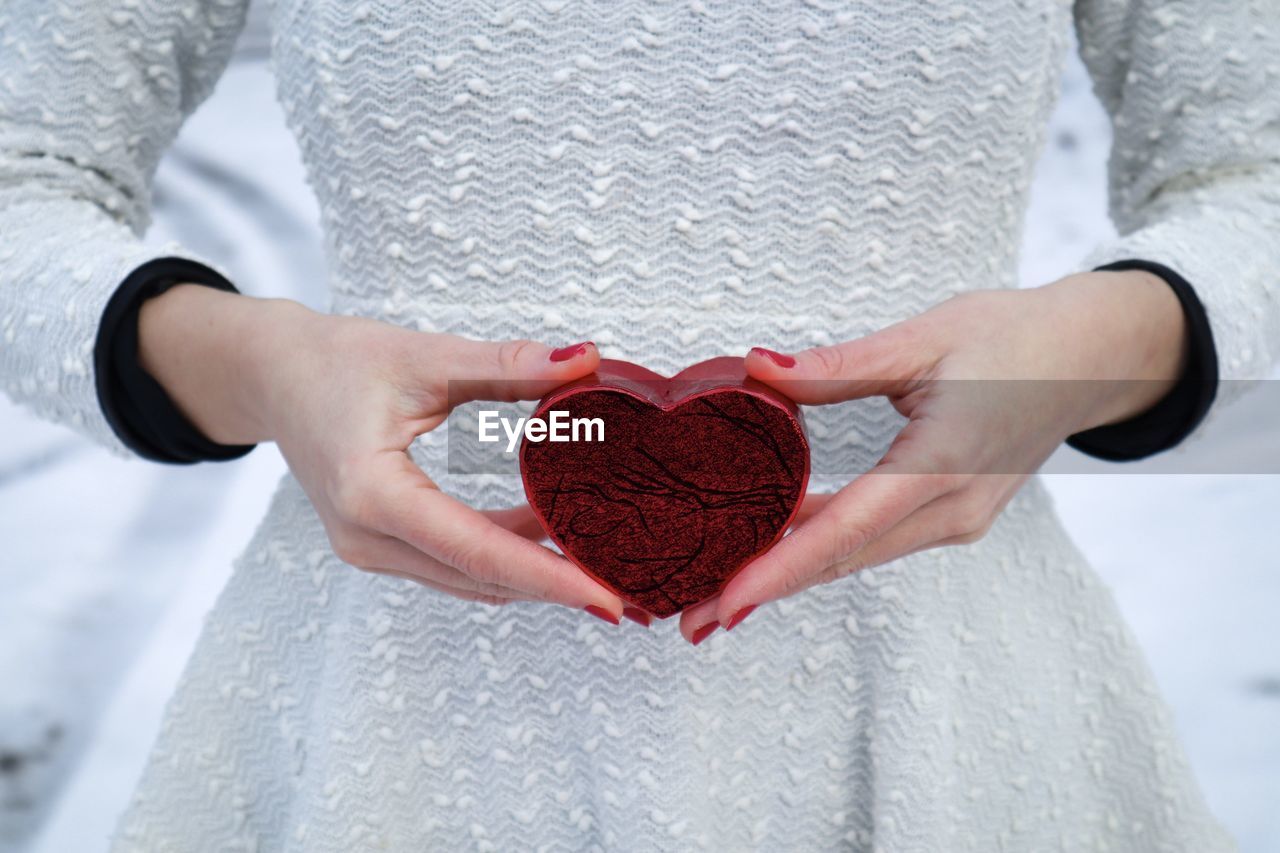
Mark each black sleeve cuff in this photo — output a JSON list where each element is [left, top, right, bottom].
[[94, 257, 257, 465], [1064, 259, 1219, 462]]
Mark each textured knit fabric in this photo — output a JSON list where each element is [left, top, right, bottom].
[[3, 1, 1280, 851]]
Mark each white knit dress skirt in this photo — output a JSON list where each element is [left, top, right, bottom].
[[94, 0, 1279, 849]]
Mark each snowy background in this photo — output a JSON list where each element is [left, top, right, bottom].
[[2, 4, 1277, 850]]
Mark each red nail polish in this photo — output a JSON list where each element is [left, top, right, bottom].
[[724, 604, 757, 631], [622, 607, 652, 627], [550, 341, 592, 362], [691, 621, 720, 645], [584, 604, 620, 625], [749, 347, 796, 368]]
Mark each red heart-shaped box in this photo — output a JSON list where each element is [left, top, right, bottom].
[[519, 356, 810, 619]]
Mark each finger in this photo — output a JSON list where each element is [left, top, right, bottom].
[[791, 490, 835, 528], [743, 323, 938, 405], [368, 532, 537, 599], [363, 565, 529, 606], [483, 504, 549, 542], [329, 523, 533, 598], [782, 488, 989, 598], [439, 335, 602, 406], [711, 462, 956, 627], [678, 595, 722, 644], [687, 489, 961, 641], [373, 453, 625, 618]]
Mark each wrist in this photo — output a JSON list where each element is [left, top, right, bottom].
[[1037, 269, 1190, 433], [138, 284, 314, 445]]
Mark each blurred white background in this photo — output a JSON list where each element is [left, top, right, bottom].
[[1, 3, 1276, 850]]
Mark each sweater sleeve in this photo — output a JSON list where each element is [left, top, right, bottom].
[[1069, 0, 1280, 449], [0, 0, 250, 458]]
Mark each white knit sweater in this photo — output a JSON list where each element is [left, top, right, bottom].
[[3, 0, 1279, 850]]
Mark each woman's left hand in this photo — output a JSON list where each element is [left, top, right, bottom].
[[679, 269, 1190, 644]]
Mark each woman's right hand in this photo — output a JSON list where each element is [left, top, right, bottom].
[[137, 284, 626, 621]]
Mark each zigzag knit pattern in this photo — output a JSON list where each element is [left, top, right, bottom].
[[3, 0, 1278, 849]]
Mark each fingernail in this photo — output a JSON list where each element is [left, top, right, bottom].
[[691, 621, 720, 646], [749, 347, 796, 368], [550, 341, 593, 362], [583, 604, 620, 625], [622, 607, 652, 628], [724, 604, 757, 631]]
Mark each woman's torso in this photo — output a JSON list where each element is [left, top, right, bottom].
[[264, 1, 1074, 493], [108, 4, 1238, 849]]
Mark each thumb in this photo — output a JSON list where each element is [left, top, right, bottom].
[[439, 336, 601, 406], [744, 325, 933, 405]]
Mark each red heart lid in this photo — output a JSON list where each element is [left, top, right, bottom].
[[519, 357, 810, 618]]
